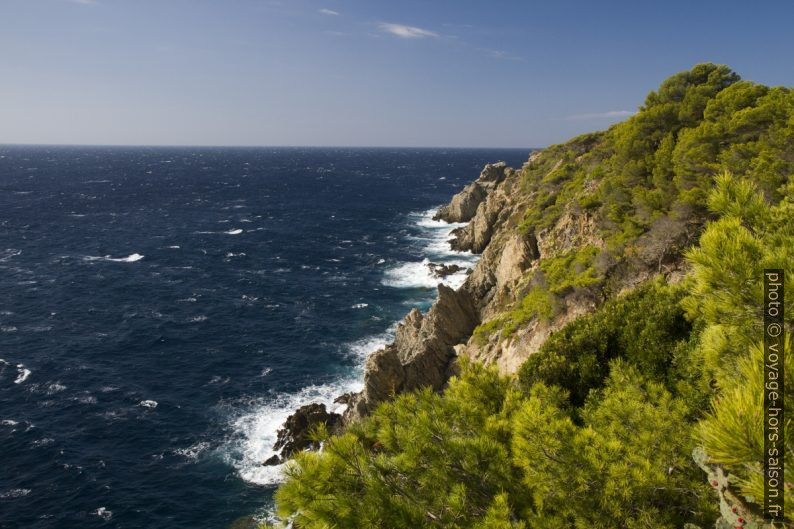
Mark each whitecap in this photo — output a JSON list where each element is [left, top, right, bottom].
[[225, 228, 243, 235], [174, 441, 210, 462], [139, 400, 158, 409], [1, 326, 18, 333], [83, 253, 144, 263], [91, 507, 113, 521], [167, 245, 181, 249], [0, 249, 21, 262], [189, 315, 208, 323], [108, 253, 144, 263], [14, 366, 31, 384], [46, 383, 66, 394], [0, 488, 31, 499], [352, 303, 368, 309], [1, 419, 19, 426]]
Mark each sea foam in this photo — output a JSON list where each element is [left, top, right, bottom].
[[223, 332, 392, 486]]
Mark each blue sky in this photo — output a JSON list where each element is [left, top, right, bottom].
[[2, 0, 793, 147]]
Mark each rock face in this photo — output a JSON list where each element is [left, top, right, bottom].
[[433, 162, 507, 223], [344, 284, 479, 421], [267, 403, 341, 465]]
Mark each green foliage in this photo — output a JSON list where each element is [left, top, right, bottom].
[[472, 287, 554, 343], [683, 172, 794, 385], [539, 245, 601, 294], [517, 63, 793, 262], [472, 246, 603, 344], [684, 172, 793, 519], [517, 280, 694, 406], [697, 341, 794, 511], [275, 361, 524, 529], [513, 363, 716, 529]]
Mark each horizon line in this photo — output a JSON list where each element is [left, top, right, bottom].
[[0, 142, 539, 151]]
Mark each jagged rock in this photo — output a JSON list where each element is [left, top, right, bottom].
[[433, 162, 507, 223], [261, 454, 281, 466], [272, 403, 341, 460], [344, 284, 479, 422], [427, 262, 463, 278], [333, 392, 355, 405], [449, 169, 516, 254]]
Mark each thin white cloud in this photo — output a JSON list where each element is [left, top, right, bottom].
[[379, 23, 439, 39], [68, 0, 98, 4], [564, 110, 636, 121], [319, 8, 339, 16]]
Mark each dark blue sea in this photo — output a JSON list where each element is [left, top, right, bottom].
[[0, 146, 529, 529]]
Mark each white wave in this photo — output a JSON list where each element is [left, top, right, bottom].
[[189, 315, 208, 323], [382, 257, 471, 290], [46, 383, 66, 394], [14, 366, 31, 384], [91, 507, 113, 521], [225, 228, 243, 235], [75, 394, 98, 405], [167, 245, 181, 249], [0, 249, 21, 262], [139, 400, 158, 408], [83, 253, 144, 263], [351, 303, 368, 309], [1, 419, 19, 426], [222, 331, 393, 486], [109, 253, 144, 262], [381, 208, 478, 291], [174, 441, 211, 462], [1, 326, 17, 333], [0, 488, 31, 499]]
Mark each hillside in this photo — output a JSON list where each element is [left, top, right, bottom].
[[264, 64, 794, 529]]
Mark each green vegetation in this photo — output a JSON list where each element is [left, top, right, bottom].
[[476, 62, 794, 346], [264, 66, 793, 528], [517, 279, 695, 407], [472, 286, 554, 343]]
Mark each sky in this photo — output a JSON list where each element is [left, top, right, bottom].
[[1, 0, 794, 148]]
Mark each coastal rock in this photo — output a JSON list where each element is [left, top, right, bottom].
[[433, 162, 507, 223], [345, 284, 479, 421], [270, 403, 341, 463], [427, 262, 464, 278], [449, 168, 517, 254]]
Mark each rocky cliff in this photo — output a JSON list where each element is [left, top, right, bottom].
[[277, 145, 700, 447]]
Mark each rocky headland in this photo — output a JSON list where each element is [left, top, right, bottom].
[[273, 152, 696, 451]]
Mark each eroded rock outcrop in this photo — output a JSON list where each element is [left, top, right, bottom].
[[267, 403, 342, 465], [433, 162, 507, 223], [344, 284, 479, 421]]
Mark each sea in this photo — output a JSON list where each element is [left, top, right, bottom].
[[0, 146, 529, 529]]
